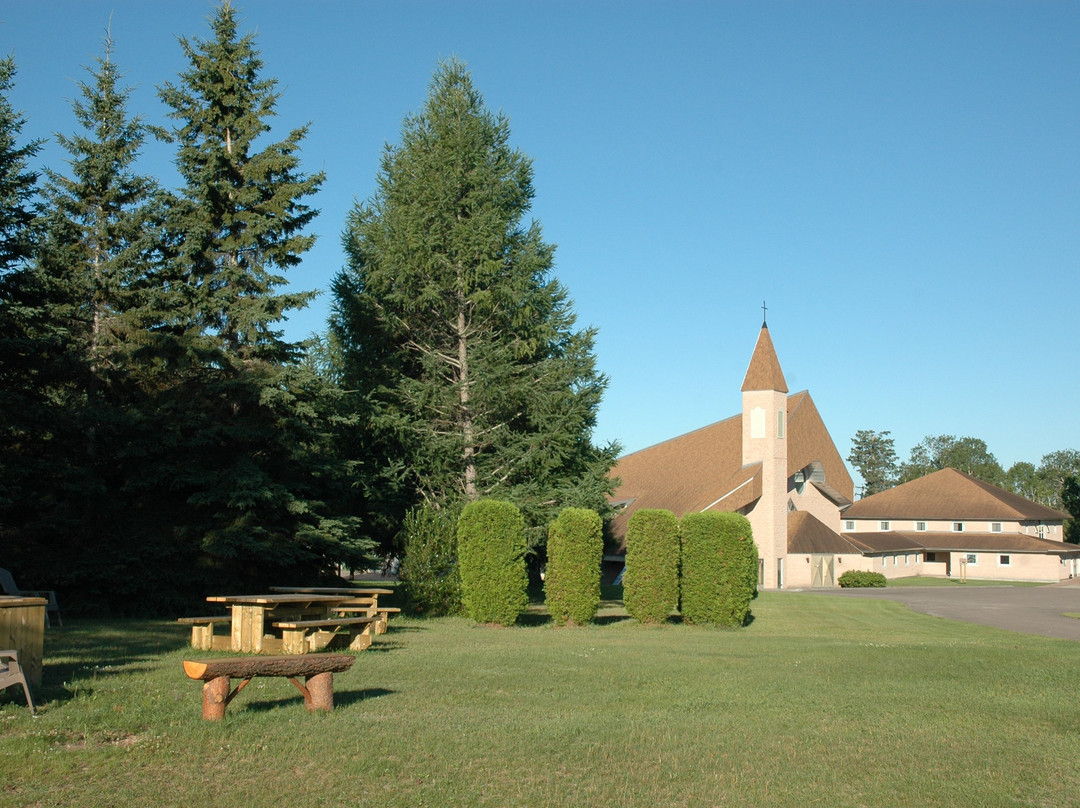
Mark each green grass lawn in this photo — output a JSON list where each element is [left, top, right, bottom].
[[2, 593, 1078, 808]]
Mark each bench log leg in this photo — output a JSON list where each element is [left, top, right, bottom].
[[304, 671, 334, 711], [202, 675, 231, 721]]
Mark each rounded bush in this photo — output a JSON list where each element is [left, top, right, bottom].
[[545, 508, 602, 626], [457, 499, 529, 626], [680, 511, 757, 627], [623, 509, 680, 624], [838, 569, 887, 588]]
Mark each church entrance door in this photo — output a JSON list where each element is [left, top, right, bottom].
[[811, 555, 835, 588]]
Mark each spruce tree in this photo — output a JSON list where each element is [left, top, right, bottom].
[[332, 59, 617, 542], [25, 36, 170, 606], [154, 2, 367, 590], [0, 57, 54, 582]]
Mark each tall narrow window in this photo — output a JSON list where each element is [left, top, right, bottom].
[[776, 410, 785, 438]]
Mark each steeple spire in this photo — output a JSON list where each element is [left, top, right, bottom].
[[741, 322, 788, 393]]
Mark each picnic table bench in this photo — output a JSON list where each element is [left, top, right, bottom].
[[182, 653, 355, 720], [176, 615, 231, 651], [271, 615, 378, 653]]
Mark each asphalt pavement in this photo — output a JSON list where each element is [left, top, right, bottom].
[[803, 579, 1080, 641]]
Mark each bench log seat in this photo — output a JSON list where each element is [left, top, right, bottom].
[[271, 616, 378, 653], [182, 653, 355, 720], [177, 616, 231, 651], [333, 605, 401, 634]]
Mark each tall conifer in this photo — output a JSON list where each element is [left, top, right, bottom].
[[154, 2, 366, 588], [332, 60, 617, 541]]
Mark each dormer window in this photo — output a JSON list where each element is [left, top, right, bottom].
[[991, 522, 1002, 533], [915, 521, 926, 531], [879, 521, 890, 531], [952, 522, 964, 532]]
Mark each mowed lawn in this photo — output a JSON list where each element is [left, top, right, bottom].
[[2, 591, 1078, 808]]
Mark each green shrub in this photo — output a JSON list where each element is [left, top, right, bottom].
[[622, 509, 679, 624], [398, 504, 462, 616], [457, 499, 529, 626], [545, 508, 603, 626], [680, 511, 757, 627], [838, 569, 887, 588]]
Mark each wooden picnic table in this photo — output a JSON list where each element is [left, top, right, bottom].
[[269, 586, 398, 634], [205, 593, 357, 654]]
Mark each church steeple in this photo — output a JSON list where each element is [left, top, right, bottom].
[[740, 324, 788, 393]]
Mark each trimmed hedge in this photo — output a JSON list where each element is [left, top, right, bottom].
[[457, 499, 529, 626], [679, 511, 757, 627], [398, 504, 462, 616], [545, 508, 603, 626], [838, 569, 887, 588], [622, 509, 680, 624]]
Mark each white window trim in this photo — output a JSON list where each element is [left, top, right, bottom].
[[915, 521, 927, 531], [880, 521, 891, 531], [998, 554, 1011, 567], [991, 522, 1002, 533], [845, 520, 855, 531], [952, 522, 964, 532]]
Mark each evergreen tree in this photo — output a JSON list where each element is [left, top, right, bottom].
[[154, 2, 368, 591], [331, 59, 617, 544], [0, 56, 53, 579], [848, 429, 899, 497], [23, 35, 169, 606]]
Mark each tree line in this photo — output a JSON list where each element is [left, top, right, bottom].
[[0, 4, 616, 614], [848, 430, 1079, 542]]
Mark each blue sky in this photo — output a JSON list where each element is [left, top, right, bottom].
[[4, 1, 1078, 483]]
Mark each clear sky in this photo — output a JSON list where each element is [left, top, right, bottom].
[[4, 1, 1078, 483]]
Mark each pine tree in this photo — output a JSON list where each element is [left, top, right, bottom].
[[332, 59, 617, 542], [0, 56, 53, 574], [153, 2, 367, 589]]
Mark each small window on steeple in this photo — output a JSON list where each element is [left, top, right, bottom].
[[777, 410, 785, 438]]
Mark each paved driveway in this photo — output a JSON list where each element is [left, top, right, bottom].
[[805, 579, 1080, 641]]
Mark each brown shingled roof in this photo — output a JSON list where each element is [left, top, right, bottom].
[[787, 511, 863, 554], [607, 390, 851, 547], [740, 326, 788, 393], [608, 412, 761, 548], [843, 467, 1068, 521], [842, 530, 1079, 556]]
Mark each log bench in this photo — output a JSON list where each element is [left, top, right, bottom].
[[177, 616, 231, 651], [182, 653, 355, 720], [271, 616, 378, 654]]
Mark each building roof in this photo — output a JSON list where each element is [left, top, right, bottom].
[[608, 390, 853, 546], [843, 530, 1080, 556], [740, 325, 788, 393], [843, 467, 1069, 522], [787, 511, 863, 555]]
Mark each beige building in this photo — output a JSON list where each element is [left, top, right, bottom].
[[608, 323, 1079, 588]]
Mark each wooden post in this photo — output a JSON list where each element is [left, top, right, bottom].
[[202, 676, 231, 721], [305, 672, 334, 711]]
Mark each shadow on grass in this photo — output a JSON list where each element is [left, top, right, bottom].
[[39, 619, 190, 705], [242, 687, 395, 714]]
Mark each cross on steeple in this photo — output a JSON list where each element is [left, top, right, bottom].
[[761, 300, 768, 328]]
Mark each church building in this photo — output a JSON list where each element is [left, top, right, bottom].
[[607, 321, 1078, 588]]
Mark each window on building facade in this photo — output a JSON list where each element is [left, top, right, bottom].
[[777, 410, 785, 438], [966, 553, 977, 564], [991, 522, 1002, 533], [999, 555, 1011, 566], [880, 521, 890, 531], [926, 552, 937, 562], [953, 522, 964, 532], [845, 520, 855, 531], [916, 521, 926, 531]]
